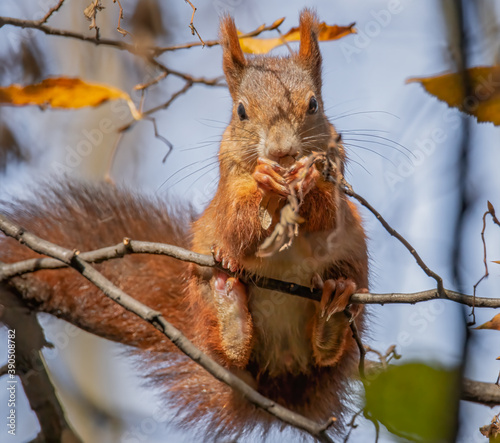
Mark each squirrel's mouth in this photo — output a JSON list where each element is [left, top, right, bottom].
[[277, 155, 297, 168]]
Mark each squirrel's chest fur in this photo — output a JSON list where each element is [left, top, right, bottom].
[[243, 226, 352, 376]]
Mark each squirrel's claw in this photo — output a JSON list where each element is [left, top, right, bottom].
[[211, 245, 239, 273], [286, 156, 320, 198], [313, 276, 358, 321], [253, 158, 290, 197]]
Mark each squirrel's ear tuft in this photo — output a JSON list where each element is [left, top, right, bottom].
[[298, 8, 322, 91], [220, 14, 246, 98]]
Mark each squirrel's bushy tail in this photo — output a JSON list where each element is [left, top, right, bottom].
[[0, 181, 354, 440], [0, 181, 190, 352]]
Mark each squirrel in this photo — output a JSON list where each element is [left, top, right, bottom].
[[0, 9, 368, 440]]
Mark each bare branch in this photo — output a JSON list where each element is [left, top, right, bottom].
[[0, 12, 285, 57], [148, 58, 225, 87], [0, 15, 133, 51], [472, 202, 500, 323], [1, 236, 499, 308], [0, 214, 335, 441], [346, 310, 366, 378], [153, 17, 285, 55], [142, 80, 195, 116], [340, 179, 445, 296], [112, 0, 130, 36], [0, 284, 82, 441], [38, 0, 66, 25], [183, 0, 204, 47], [462, 378, 500, 407]]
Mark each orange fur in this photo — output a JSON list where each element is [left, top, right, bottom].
[[0, 9, 369, 440]]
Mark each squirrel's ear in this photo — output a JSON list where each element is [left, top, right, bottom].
[[220, 15, 247, 98], [298, 9, 322, 91]]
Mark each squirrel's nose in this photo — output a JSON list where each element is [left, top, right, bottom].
[[265, 124, 301, 160]]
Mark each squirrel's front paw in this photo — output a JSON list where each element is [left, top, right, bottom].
[[252, 157, 290, 197], [285, 156, 320, 198], [211, 245, 240, 273]]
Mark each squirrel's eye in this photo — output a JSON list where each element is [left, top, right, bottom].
[[237, 102, 248, 121], [308, 96, 318, 114]]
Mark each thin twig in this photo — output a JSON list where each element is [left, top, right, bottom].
[[340, 179, 445, 296], [0, 214, 334, 441], [112, 0, 130, 36], [148, 58, 225, 87], [38, 0, 66, 25], [184, 0, 204, 47], [153, 17, 285, 55], [346, 310, 365, 378], [342, 409, 363, 443], [143, 116, 174, 162], [276, 27, 294, 54], [134, 70, 168, 91], [143, 80, 195, 116], [118, 81, 195, 133], [472, 202, 500, 324]]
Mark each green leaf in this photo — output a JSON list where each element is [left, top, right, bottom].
[[364, 362, 460, 442]]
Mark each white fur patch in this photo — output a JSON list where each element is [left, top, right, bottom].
[[243, 218, 363, 375]]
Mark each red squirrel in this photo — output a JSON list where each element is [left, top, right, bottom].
[[0, 9, 368, 440]]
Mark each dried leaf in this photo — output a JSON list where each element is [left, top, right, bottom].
[[480, 415, 500, 442], [0, 77, 140, 119], [494, 261, 500, 265], [257, 201, 304, 258], [239, 22, 356, 54], [488, 201, 495, 214], [407, 66, 500, 126], [476, 313, 500, 331]]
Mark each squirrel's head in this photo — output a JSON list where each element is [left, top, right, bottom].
[[219, 9, 339, 169]]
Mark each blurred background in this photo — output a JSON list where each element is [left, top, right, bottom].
[[0, 0, 499, 441]]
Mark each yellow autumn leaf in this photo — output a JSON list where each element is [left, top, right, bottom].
[[0, 77, 140, 119], [494, 260, 500, 264], [476, 313, 500, 331], [239, 22, 356, 54], [407, 66, 500, 126]]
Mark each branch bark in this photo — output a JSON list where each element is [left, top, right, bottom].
[[0, 214, 335, 442], [1, 236, 498, 308], [0, 284, 82, 442]]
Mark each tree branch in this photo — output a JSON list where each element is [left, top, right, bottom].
[[0, 214, 335, 442], [0, 283, 82, 441], [462, 378, 500, 407], [0, 16, 224, 88], [341, 179, 445, 295], [39, 0, 66, 25], [0, 13, 285, 57], [1, 235, 498, 308], [0, 214, 498, 433], [152, 17, 285, 55], [0, 16, 132, 51]]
